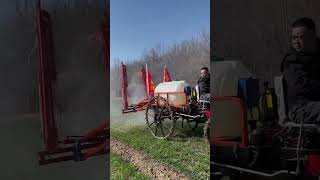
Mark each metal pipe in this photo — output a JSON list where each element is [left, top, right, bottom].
[[80, 121, 108, 142], [282, 147, 320, 152], [295, 118, 304, 175], [175, 113, 200, 119], [39, 155, 74, 165], [82, 140, 109, 160], [38, 142, 105, 156], [211, 162, 296, 177]]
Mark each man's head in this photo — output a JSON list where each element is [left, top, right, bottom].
[[200, 67, 209, 78], [291, 17, 317, 53]]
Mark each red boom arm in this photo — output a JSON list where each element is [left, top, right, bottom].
[[35, 0, 58, 152], [35, 1, 109, 165]]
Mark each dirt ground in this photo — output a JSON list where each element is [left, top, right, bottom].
[[111, 137, 188, 180]]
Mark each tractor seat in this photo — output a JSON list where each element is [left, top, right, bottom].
[[195, 85, 210, 101], [274, 76, 320, 133]]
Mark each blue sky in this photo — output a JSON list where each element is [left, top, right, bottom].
[[110, 0, 210, 66]]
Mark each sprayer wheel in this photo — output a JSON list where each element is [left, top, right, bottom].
[[145, 96, 173, 139]]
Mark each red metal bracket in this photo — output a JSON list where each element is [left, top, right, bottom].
[[38, 121, 109, 165]]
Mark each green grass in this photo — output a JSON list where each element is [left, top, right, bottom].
[[111, 120, 210, 180], [111, 152, 151, 180]]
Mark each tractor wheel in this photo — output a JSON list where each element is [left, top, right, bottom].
[[145, 96, 173, 139]]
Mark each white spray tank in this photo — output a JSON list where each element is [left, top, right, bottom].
[[154, 81, 188, 107]]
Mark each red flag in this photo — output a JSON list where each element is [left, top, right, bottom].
[[140, 66, 148, 96], [146, 64, 155, 97], [163, 65, 171, 82]]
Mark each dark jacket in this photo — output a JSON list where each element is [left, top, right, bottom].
[[198, 75, 210, 95], [281, 39, 320, 110]]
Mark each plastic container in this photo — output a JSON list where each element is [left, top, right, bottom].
[[238, 78, 260, 108], [211, 61, 252, 96], [154, 81, 188, 107]]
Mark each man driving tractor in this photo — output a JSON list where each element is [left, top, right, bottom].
[[279, 16, 320, 178], [198, 67, 210, 100], [281, 17, 320, 125], [211, 17, 320, 179]]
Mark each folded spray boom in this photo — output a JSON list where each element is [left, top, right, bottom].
[[35, 1, 109, 165]]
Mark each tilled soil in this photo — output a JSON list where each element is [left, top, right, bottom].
[[111, 137, 189, 180]]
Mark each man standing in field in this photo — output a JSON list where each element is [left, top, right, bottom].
[[198, 67, 210, 100]]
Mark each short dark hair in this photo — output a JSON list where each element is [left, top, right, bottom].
[[201, 67, 209, 71], [292, 17, 316, 32]]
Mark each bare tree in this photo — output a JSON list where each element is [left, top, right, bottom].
[[111, 32, 210, 96]]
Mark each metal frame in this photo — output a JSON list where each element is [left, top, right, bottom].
[[38, 121, 109, 165], [210, 96, 320, 177]]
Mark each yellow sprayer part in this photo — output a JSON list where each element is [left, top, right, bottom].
[[266, 94, 273, 108]]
